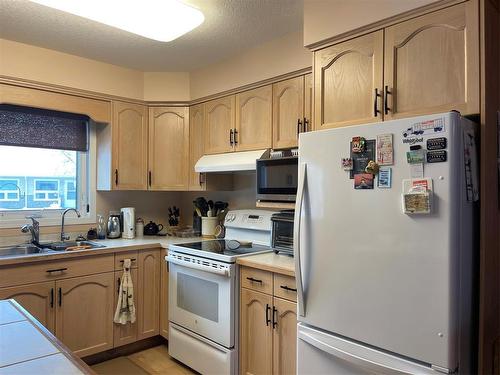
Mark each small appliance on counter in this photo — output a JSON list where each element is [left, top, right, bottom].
[[271, 210, 294, 256], [121, 207, 135, 239], [135, 218, 144, 238], [107, 211, 121, 239], [143, 221, 163, 236]]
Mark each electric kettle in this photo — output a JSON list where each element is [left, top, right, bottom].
[[107, 211, 121, 239], [121, 207, 135, 239]]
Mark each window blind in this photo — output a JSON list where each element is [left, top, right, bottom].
[[0, 104, 89, 152]]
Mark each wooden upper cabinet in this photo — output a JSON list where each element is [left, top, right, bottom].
[[55, 273, 114, 357], [240, 288, 273, 375], [272, 77, 304, 149], [384, 2, 479, 119], [148, 107, 189, 191], [112, 101, 148, 190], [304, 73, 313, 132], [137, 249, 160, 340], [204, 96, 235, 155], [314, 30, 384, 130], [0, 282, 55, 333], [235, 85, 272, 151], [188, 103, 205, 191]]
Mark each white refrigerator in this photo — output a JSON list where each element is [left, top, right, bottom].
[[295, 112, 478, 374]]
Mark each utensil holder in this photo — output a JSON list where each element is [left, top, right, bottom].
[[201, 217, 219, 237]]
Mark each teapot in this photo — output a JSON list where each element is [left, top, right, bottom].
[[143, 221, 164, 236]]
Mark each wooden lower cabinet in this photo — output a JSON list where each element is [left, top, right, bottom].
[[55, 273, 115, 357], [240, 288, 273, 375], [137, 249, 161, 339], [0, 282, 55, 333], [240, 267, 297, 375], [113, 269, 138, 347], [160, 249, 169, 339]]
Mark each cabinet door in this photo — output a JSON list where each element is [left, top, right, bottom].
[[113, 269, 138, 347], [314, 30, 384, 130], [160, 249, 169, 339], [0, 282, 55, 333], [272, 77, 304, 149], [240, 288, 273, 375], [148, 107, 189, 191], [204, 96, 235, 154], [272, 297, 297, 375], [384, 2, 479, 119], [137, 249, 160, 340], [235, 85, 272, 151], [188, 103, 206, 191], [112, 101, 148, 190], [55, 273, 114, 357], [304, 73, 313, 132]]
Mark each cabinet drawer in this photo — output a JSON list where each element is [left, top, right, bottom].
[[0, 254, 114, 288], [114, 251, 139, 270], [240, 266, 273, 294], [273, 274, 297, 302]]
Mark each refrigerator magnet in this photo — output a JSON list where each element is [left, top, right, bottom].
[[376, 134, 394, 165], [351, 137, 366, 153], [406, 149, 425, 164], [377, 167, 392, 188], [365, 160, 380, 175], [341, 158, 353, 171], [354, 173, 374, 190]]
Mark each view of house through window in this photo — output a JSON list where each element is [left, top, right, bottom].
[[0, 145, 79, 211]]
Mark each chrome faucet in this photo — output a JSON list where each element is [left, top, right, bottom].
[[21, 216, 40, 245], [61, 208, 81, 242]]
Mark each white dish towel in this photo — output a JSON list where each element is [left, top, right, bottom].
[[114, 258, 136, 324]]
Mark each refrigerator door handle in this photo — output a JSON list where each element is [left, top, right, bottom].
[[298, 329, 428, 375], [294, 162, 307, 317]]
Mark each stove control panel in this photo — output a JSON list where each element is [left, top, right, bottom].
[[224, 209, 274, 231]]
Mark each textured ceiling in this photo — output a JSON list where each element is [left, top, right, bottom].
[[0, 0, 303, 72]]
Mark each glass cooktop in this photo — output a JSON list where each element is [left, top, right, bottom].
[[171, 240, 271, 262]]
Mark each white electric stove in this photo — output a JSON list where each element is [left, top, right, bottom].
[[167, 210, 274, 375]]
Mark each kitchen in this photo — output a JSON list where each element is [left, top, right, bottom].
[[0, 0, 499, 374]]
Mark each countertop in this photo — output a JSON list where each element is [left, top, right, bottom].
[[0, 236, 202, 266], [236, 252, 295, 277], [0, 299, 93, 374]]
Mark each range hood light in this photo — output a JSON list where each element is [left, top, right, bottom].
[[29, 0, 205, 42]]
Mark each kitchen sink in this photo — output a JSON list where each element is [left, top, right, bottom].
[[0, 244, 49, 258], [42, 240, 106, 251]]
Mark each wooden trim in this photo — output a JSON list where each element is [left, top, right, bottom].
[[306, 0, 467, 51], [189, 67, 312, 105], [256, 200, 295, 210]]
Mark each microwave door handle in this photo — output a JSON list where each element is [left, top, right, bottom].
[[166, 256, 230, 277], [295, 162, 307, 317]]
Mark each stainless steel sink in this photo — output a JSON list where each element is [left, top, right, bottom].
[[42, 240, 106, 251], [0, 244, 48, 258]]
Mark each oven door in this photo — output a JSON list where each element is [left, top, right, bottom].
[[167, 252, 235, 348]]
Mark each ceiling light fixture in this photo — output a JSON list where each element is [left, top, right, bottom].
[[29, 0, 205, 42]]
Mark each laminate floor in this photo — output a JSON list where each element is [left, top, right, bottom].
[[92, 345, 196, 375]]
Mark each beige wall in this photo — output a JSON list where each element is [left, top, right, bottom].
[[303, 0, 442, 47], [143, 72, 190, 101], [0, 38, 145, 100], [189, 31, 312, 100]]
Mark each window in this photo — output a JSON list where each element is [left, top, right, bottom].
[[0, 179, 20, 201]]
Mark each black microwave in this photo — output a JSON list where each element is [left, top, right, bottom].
[[256, 153, 298, 202]]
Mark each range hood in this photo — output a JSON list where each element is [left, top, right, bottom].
[[195, 149, 267, 173]]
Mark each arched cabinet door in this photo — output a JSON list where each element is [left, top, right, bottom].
[[272, 297, 297, 375], [204, 96, 235, 155], [148, 107, 189, 190], [0, 282, 55, 333], [55, 273, 114, 357], [240, 288, 273, 375], [384, 2, 479, 119], [235, 85, 272, 152], [188, 103, 206, 191], [314, 30, 384, 130]]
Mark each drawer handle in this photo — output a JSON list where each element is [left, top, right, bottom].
[[120, 259, 136, 263], [246, 277, 263, 284], [280, 285, 297, 292], [46, 268, 68, 274]]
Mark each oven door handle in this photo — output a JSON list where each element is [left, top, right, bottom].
[[166, 256, 231, 277]]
